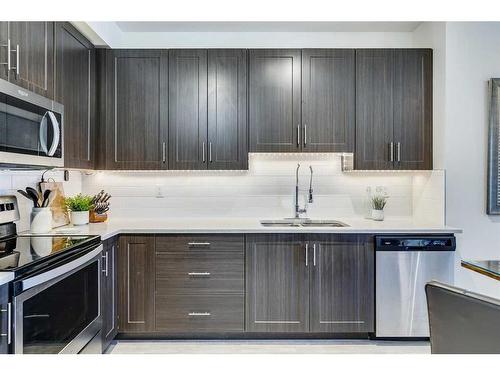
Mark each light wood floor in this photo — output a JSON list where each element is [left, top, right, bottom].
[[107, 339, 430, 354]]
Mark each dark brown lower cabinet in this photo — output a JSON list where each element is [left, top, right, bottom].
[[101, 237, 118, 351], [246, 234, 309, 332], [246, 234, 374, 334], [117, 235, 155, 333], [0, 283, 9, 353], [309, 235, 374, 333], [155, 235, 245, 333]]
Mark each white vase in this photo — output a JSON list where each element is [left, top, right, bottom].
[[371, 209, 384, 221], [71, 211, 89, 226], [30, 207, 53, 233]]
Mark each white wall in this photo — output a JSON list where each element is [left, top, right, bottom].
[[442, 22, 500, 296]]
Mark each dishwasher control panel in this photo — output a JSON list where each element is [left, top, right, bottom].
[[375, 235, 456, 251]]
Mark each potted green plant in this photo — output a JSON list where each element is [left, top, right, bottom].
[[65, 194, 94, 225], [371, 195, 388, 221]]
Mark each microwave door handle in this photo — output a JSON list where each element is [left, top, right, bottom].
[[39, 112, 49, 155], [46, 111, 60, 156], [39, 111, 60, 157]]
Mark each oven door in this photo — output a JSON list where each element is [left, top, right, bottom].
[[0, 81, 63, 168], [13, 245, 102, 354]]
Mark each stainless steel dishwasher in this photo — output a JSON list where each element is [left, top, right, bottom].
[[375, 235, 456, 338]]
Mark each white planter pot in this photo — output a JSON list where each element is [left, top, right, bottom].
[[371, 209, 384, 221], [71, 211, 89, 226], [30, 207, 52, 233]]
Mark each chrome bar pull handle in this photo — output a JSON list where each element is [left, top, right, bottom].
[[102, 252, 109, 277], [162, 142, 166, 163], [396, 142, 401, 162], [15, 44, 19, 77], [305, 243, 308, 267], [188, 272, 211, 277], [188, 242, 211, 247], [188, 312, 211, 317], [313, 243, 316, 266], [303, 124, 307, 146], [202, 142, 206, 163], [209, 142, 212, 162], [297, 125, 300, 147], [389, 142, 394, 162], [0, 39, 11, 70], [1, 303, 12, 344]]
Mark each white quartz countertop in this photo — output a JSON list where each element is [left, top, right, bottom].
[[0, 272, 14, 286], [21, 218, 462, 241]]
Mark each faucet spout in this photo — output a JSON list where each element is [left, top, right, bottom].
[[294, 163, 307, 219]]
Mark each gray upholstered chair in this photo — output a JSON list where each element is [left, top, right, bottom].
[[425, 281, 500, 354]]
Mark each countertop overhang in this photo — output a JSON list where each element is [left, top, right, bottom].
[[20, 218, 462, 241]]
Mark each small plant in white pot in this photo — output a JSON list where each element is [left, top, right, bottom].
[[371, 195, 388, 221], [65, 194, 94, 226]]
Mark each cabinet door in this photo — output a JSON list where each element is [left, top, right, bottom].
[[393, 49, 433, 170], [355, 49, 394, 170], [246, 234, 309, 332], [302, 49, 355, 152], [310, 235, 374, 333], [105, 50, 168, 170], [55, 22, 95, 169], [207, 49, 248, 170], [168, 49, 208, 170], [117, 235, 155, 333], [249, 49, 301, 152], [101, 237, 118, 351], [0, 283, 9, 354], [8, 22, 54, 99], [0, 22, 8, 81]]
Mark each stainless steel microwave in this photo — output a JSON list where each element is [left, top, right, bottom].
[[0, 79, 63, 168]]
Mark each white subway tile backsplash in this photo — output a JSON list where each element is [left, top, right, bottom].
[[81, 154, 446, 223]]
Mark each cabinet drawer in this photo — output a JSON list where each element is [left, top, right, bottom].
[[156, 252, 244, 295], [156, 235, 244, 253], [156, 294, 244, 332]]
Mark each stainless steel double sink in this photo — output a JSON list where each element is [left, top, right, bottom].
[[260, 219, 349, 228]]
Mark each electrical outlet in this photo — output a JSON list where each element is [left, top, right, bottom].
[[155, 184, 165, 198]]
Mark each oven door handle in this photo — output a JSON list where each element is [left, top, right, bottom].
[[20, 245, 103, 291], [39, 111, 60, 157]]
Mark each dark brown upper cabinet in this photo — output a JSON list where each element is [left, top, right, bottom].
[[2, 22, 55, 99], [103, 49, 168, 170], [55, 22, 95, 170], [249, 49, 302, 152], [309, 234, 374, 333], [168, 49, 207, 170], [246, 234, 310, 333], [169, 49, 248, 170], [355, 49, 432, 170], [207, 49, 248, 170], [117, 235, 155, 333], [393, 49, 433, 170], [302, 49, 355, 152]]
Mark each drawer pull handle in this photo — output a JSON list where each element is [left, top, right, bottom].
[[188, 312, 211, 317], [188, 272, 211, 277], [188, 242, 211, 247]]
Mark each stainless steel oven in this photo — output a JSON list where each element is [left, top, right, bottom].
[[0, 79, 63, 168], [12, 245, 102, 354]]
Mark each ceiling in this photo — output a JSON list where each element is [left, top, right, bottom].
[[114, 21, 422, 33], [75, 21, 424, 48]]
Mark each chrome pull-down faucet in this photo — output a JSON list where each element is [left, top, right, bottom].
[[294, 164, 314, 218]]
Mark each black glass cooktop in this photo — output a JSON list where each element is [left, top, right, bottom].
[[0, 235, 99, 275]]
